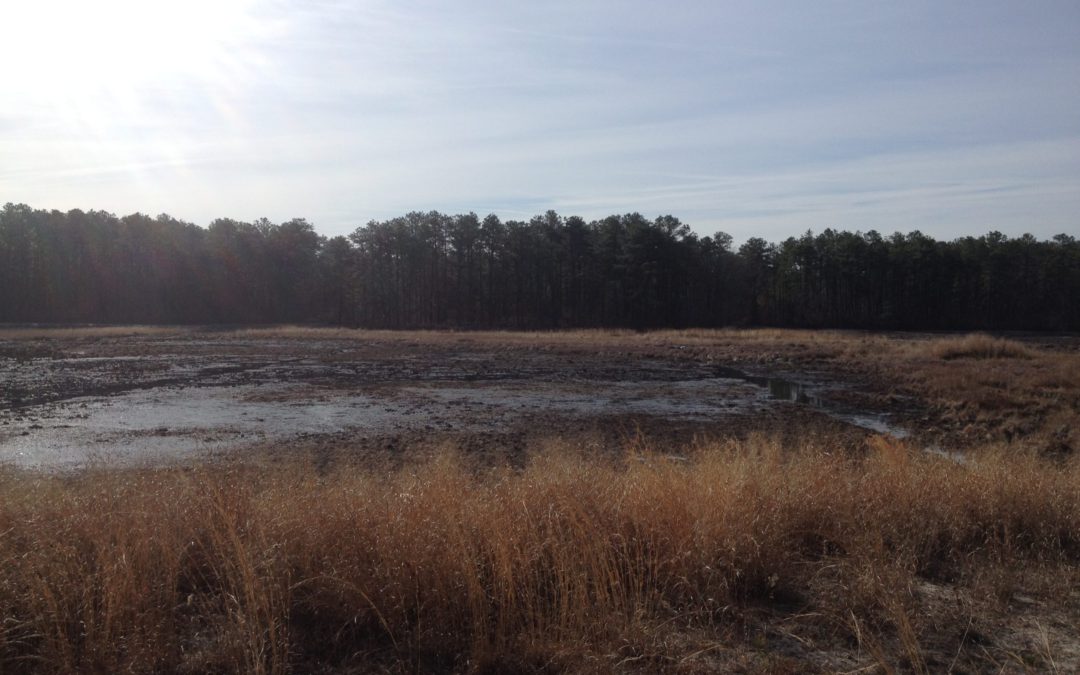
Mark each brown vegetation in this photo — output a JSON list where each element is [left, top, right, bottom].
[[913, 333, 1036, 361], [0, 325, 185, 341], [223, 326, 1079, 454], [2, 436, 1078, 673], [2, 327, 1078, 671], [2, 326, 1076, 452]]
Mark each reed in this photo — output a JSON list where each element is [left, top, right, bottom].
[[1, 436, 1077, 673], [915, 333, 1036, 360], [0, 326, 183, 340]]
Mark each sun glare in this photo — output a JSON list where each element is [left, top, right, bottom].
[[3, 0, 270, 100]]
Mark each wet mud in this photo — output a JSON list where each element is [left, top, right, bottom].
[[0, 333, 908, 469]]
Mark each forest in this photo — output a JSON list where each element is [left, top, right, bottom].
[[1, 202, 1077, 330]]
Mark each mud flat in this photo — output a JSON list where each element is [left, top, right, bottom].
[[2, 328, 1078, 674], [0, 328, 909, 469]]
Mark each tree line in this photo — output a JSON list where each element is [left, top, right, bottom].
[[1, 203, 1077, 330]]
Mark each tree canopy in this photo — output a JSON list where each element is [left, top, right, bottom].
[[2, 203, 1077, 330]]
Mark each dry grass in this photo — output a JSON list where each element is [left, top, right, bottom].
[[879, 335, 1078, 452], [226, 325, 855, 347], [220, 326, 1041, 365], [231, 326, 1080, 452], [229, 325, 641, 346], [1, 436, 1078, 673], [0, 325, 185, 340], [908, 333, 1036, 361]]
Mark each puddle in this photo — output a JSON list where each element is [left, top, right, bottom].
[[0, 378, 762, 469], [0, 385, 425, 469], [714, 366, 909, 438], [1, 351, 912, 469], [715, 367, 824, 406]]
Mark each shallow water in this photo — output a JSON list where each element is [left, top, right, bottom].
[[0, 354, 908, 469], [0, 385, 419, 468], [714, 366, 909, 438], [715, 366, 824, 406]]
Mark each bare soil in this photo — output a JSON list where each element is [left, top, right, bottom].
[[0, 329, 904, 469]]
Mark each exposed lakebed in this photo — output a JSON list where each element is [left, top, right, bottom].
[[0, 334, 909, 469]]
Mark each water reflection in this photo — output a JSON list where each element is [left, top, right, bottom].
[[714, 366, 906, 438], [714, 367, 820, 405]]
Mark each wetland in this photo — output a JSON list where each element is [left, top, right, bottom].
[[2, 326, 1078, 673]]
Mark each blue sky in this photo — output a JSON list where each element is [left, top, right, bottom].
[[2, 0, 1078, 242]]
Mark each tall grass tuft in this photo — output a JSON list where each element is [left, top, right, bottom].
[[1, 437, 1078, 672], [919, 333, 1036, 360]]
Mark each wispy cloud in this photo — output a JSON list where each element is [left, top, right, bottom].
[[1, 0, 1077, 241]]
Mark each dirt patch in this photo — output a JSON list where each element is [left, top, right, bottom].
[[4, 327, 1077, 468], [1, 330, 900, 468]]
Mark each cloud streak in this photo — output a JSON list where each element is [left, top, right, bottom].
[[2, 0, 1078, 241]]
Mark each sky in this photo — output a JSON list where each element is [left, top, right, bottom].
[[2, 0, 1078, 243]]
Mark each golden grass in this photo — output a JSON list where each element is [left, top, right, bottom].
[[226, 325, 850, 346], [1, 437, 1077, 673], [0, 325, 185, 340], [0, 323, 1053, 362], [910, 333, 1036, 360], [228, 325, 641, 345], [221, 326, 1038, 366]]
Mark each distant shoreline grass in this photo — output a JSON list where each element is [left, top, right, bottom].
[[2, 436, 1077, 673], [4, 326, 1076, 453]]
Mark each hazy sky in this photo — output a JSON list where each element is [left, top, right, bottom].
[[2, 0, 1078, 242]]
